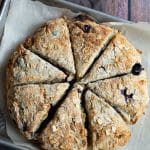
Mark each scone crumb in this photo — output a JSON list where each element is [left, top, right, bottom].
[[51, 125, 57, 132], [112, 126, 116, 133], [105, 129, 110, 136]]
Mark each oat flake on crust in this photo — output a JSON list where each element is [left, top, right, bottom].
[[82, 32, 142, 83], [85, 90, 131, 150], [6, 45, 67, 89], [7, 83, 69, 139], [88, 70, 149, 124]]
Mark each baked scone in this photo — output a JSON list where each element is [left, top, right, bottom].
[[88, 70, 149, 124], [85, 90, 131, 150], [82, 32, 142, 83], [38, 85, 87, 150], [6, 16, 149, 150], [24, 17, 75, 75], [68, 18, 116, 78], [6, 45, 67, 89], [7, 83, 69, 139]]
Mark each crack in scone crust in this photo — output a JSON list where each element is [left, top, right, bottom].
[[6, 15, 149, 150]]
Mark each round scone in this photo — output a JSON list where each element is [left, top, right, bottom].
[[6, 15, 149, 150]]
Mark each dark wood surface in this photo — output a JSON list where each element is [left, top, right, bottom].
[[66, 0, 150, 22]]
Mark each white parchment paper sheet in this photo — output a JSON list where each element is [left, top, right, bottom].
[[0, 0, 150, 149]]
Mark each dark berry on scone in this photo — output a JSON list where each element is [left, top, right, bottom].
[[83, 25, 91, 33], [131, 63, 143, 75], [121, 88, 134, 103]]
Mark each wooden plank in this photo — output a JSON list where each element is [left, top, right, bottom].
[[66, 0, 93, 8], [130, 0, 150, 22], [66, 0, 129, 20], [91, 0, 128, 20]]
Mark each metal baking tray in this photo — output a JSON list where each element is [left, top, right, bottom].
[[0, 0, 10, 40], [0, 0, 129, 149]]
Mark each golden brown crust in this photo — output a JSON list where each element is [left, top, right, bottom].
[[24, 17, 75, 75], [85, 90, 131, 150], [6, 45, 67, 89], [7, 83, 69, 139], [6, 16, 149, 150], [38, 85, 87, 150], [68, 19, 116, 78], [82, 32, 142, 83], [88, 71, 149, 124]]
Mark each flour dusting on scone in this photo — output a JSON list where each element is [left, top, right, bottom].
[[85, 90, 131, 150], [24, 17, 75, 75], [88, 70, 149, 124], [6, 16, 149, 150], [7, 83, 69, 139], [82, 32, 142, 83], [38, 85, 87, 150], [67, 17, 116, 78], [6, 45, 67, 89]]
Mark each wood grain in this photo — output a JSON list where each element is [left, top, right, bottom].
[[130, 0, 150, 22], [66, 0, 128, 19], [66, 0, 150, 22], [66, 0, 93, 8], [93, 0, 129, 20]]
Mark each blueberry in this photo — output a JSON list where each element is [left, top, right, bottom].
[[83, 25, 91, 33], [121, 87, 134, 103], [131, 63, 143, 75], [121, 88, 127, 96]]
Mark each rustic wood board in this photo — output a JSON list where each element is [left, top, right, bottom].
[[66, 0, 150, 22], [130, 0, 150, 22]]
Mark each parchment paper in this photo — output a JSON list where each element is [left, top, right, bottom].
[[0, 0, 150, 149]]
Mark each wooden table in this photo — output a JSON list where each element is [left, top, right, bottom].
[[66, 0, 150, 22]]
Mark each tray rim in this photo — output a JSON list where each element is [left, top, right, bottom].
[[0, 0, 10, 40]]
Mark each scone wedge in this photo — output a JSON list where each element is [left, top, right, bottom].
[[7, 45, 67, 89], [88, 70, 149, 124], [7, 83, 69, 139], [24, 17, 75, 75], [68, 18, 116, 78], [82, 32, 142, 83], [38, 85, 87, 150], [85, 90, 131, 150]]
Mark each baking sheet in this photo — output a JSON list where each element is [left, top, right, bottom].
[[0, 0, 10, 39], [0, 0, 150, 149]]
